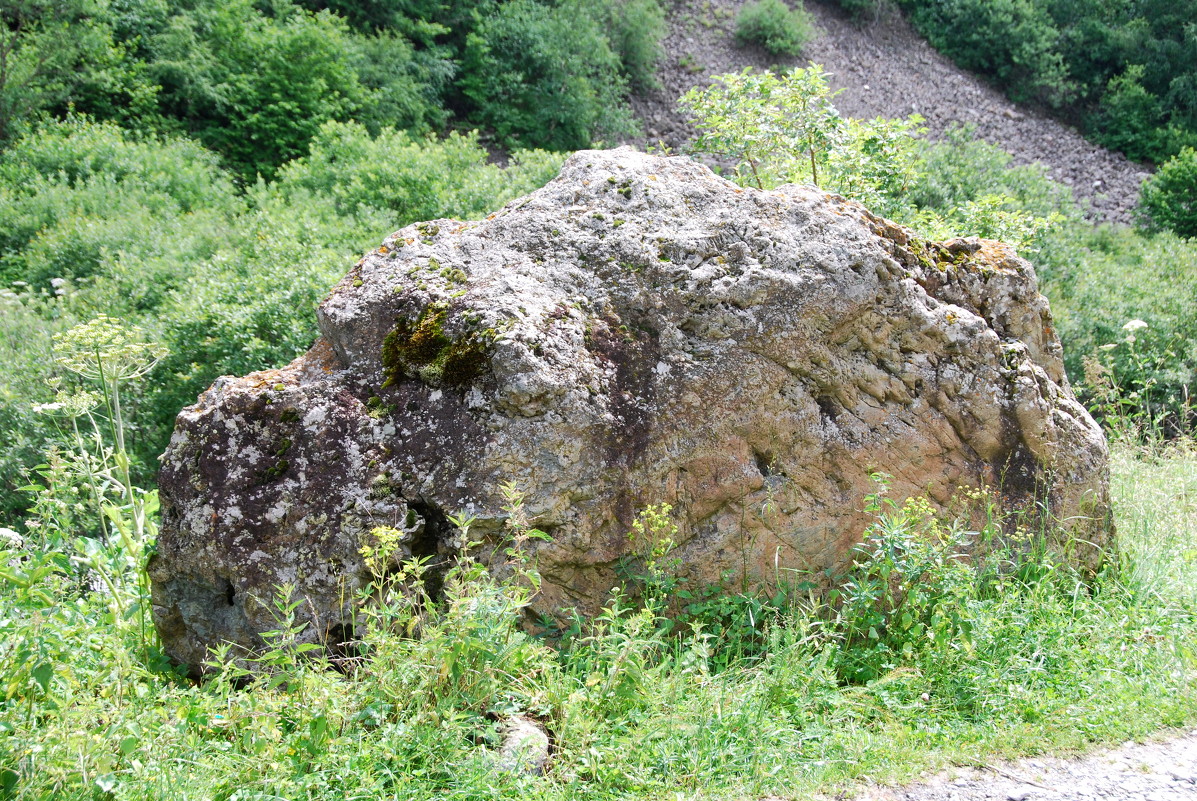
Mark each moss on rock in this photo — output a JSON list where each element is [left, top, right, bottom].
[[382, 302, 491, 389]]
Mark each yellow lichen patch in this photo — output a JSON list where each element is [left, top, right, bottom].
[[969, 240, 1022, 274]]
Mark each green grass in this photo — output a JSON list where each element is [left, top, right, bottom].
[[2, 439, 1195, 800]]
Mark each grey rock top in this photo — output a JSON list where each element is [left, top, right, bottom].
[[151, 147, 1110, 670]]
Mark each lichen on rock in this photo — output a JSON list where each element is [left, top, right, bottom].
[[151, 146, 1111, 672]]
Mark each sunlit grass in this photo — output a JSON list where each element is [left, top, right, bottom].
[[1, 441, 1195, 800]]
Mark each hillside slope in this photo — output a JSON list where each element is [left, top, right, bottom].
[[632, 0, 1150, 225]]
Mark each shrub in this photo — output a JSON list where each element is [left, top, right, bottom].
[[149, 0, 367, 179], [460, 0, 636, 151], [900, 0, 1073, 106], [906, 125, 1074, 221], [0, 292, 66, 521], [1091, 65, 1168, 162], [895, 0, 1197, 164], [274, 120, 564, 222], [831, 486, 978, 684], [836, 0, 881, 17], [344, 30, 453, 137], [680, 68, 1055, 238], [0, 0, 161, 143], [734, 0, 816, 58], [1139, 147, 1197, 239], [679, 65, 847, 189], [594, 0, 668, 92]]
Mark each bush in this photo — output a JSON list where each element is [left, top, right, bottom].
[[1092, 65, 1169, 162], [274, 120, 565, 222], [149, 0, 368, 179], [460, 0, 636, 150], [344, 30, 454, 137], [0, 117, 240, 291], [734, 0, 816, 58], [0, 0, 161, 143], [1139, 147, 1197, 238], [894, 0, 1197, 164], [906, 126, 1074, 220], [836, 0, 881, 17], [901, 0, 1073, 106], [593, 0, 668, 92], [679, 70, 1056, 244]]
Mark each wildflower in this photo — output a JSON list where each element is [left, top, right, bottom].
[[33, 390, 102, 418], [0, 527, 23, 548], [1122, 319, 1148, 332], [52, 315, 167, 382]]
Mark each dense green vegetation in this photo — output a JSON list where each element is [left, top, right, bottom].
[[836, 0, 1197, 167], [1139, 146, 1197, 237], [2, 2, 1197, 798], [4, 344, 1196, 797], [0, 0, 658, 176]]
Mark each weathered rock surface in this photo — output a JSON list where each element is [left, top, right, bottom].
[[151, 147, 1110, 669]]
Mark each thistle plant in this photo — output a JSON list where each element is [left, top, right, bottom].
[[1083, 318, 1188, 440]]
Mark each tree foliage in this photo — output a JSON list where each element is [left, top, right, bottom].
[[1139, 147, 1197, 239], [0, 0, 160, 142], [679, 66, 923, 218], [1, 0, 661, 175], [460, 0, 636, 151]]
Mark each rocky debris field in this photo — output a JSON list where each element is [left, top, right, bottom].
[[631, 0, 1153, 225], [845, 728, 1197, 801]]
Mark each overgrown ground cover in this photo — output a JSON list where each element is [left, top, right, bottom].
[[2, 399, 1194, 800]]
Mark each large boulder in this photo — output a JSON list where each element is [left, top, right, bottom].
[[150, 147, 1110, 669]]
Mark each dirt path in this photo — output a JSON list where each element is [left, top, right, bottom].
[[842, 729, 1197, 801], [630, 0, 1152, 225]]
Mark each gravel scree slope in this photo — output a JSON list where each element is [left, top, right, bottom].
[[630, 0, 1152, 226]]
